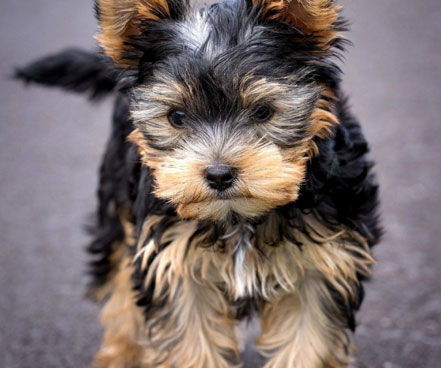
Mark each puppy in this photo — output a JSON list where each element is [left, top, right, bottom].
[[17, 0, 381, 367]]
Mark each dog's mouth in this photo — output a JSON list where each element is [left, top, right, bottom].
[[212, 190, 251, 201], [181, 186, 255, 204], [175, 190, 298, 222]]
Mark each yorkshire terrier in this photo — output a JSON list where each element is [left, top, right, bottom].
[[17, 0, 381, 367]]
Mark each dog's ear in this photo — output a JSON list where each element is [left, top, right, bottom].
[[95, 0, 189, 66], [254, 0, 342, 50]]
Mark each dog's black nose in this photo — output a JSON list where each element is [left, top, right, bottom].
[[205, 165, 235, 191]]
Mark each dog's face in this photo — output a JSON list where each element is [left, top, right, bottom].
[[96, 0, 342, 221]]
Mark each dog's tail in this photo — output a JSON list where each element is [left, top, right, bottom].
[[15, 48, 121, 100]]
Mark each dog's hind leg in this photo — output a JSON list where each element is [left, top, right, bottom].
[[93, 258, 145, 368]]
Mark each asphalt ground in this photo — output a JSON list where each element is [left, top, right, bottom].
[[1, 1, 440, 367]]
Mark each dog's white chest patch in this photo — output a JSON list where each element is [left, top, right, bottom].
[[234, 245, 252, 298], [226, 223, 256, 299]]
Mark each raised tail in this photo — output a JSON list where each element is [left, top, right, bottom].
[[15, 48, 121, 100]]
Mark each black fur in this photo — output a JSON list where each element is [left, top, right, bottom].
[[17, 0, 381, 360], [15, 48, 121, 100], [86, 94, 139, 291]]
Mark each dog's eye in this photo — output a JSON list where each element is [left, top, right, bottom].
[[168, 109, 186, 128], [252, 105, 274, 123]]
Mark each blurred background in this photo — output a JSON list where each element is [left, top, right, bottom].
[[1, 0, 440, 367]]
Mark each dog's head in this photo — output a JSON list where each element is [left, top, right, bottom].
[[96, 0, 344, 221]]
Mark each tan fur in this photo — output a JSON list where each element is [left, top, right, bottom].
[[257, 277, 352, 368], [130, 213, 372, 365], [94, 204, 373, 367], [307, 86, 339, 157], [96, 0, 172, 65], [239, 77, 290, 109], [93, 259, 145, 368], [94, 216, 241, 368], [253, 0, 341, 52], [134, 218, 241, 367], [309, 96, 338, 138], [252, 219, 373, 368], [189, 214, 373, 301], [140, 278, 240, 368], [129, 128, 309, 221]]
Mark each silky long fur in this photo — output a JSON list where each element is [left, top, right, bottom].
[[17, 0, 381, 367]]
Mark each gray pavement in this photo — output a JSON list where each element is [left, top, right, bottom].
[[1, 1, 440, 367]]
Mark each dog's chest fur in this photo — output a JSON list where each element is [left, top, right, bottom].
[[133, 210, 373, 311]]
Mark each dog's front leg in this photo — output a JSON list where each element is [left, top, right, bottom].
[[256, 274, 353, 368], [93, 259, 240, 368], [141, 276, 241, 368]]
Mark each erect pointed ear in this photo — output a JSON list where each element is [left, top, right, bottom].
[[253, 0, 342, 50], [95, 0, 189, 67]]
